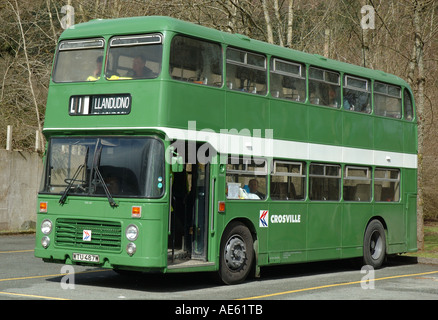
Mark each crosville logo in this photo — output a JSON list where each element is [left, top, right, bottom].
[[83, 230, 92, 241], [270, 214, 301, 224], [259, 210, 269, 227]]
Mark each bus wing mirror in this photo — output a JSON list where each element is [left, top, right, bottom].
[[171, 155, 184, 172], [167, 146, 184, 172]]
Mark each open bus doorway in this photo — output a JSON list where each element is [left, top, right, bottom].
[[168, 145, 211, 266]]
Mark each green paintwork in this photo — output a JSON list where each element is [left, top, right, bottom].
[[35, 16, 417, 277]]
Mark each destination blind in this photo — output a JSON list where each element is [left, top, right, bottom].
[[69, 94, 131, 115]]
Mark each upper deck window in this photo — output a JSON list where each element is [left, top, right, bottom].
[[105, 34, 162, 80], [270, 58, 305, 102], [170, 35, 222, 87], [343, 75, 371, 113], [374, 82, 402, 119], [226, 48, 267, 95], [52, 38, 105, 83], [309, 67, 341, 108], [403, 89, 414, 121]]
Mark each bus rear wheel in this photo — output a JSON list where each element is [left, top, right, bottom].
[[363, 220, 386, 268], [219, 222, 254, 285]]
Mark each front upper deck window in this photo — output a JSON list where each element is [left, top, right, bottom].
[[52, 38, 105, 83], [106, 34, 162, 80]]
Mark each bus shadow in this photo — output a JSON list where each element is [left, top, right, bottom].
[[45, 255, 419, 293], [46, 268, 222, 293], [257, 254, 419, 282]]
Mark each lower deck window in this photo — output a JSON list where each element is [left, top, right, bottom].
[[374, 168, 400, 202], [271, 161, 306, 200], [226, 157, 267, 200], [309, 163, 341, 201], [343, 166, 371, 201]]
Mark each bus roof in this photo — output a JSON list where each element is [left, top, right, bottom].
[[60, 15, 409, 88]]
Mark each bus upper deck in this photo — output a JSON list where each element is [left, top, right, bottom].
[[44, 16, 416, 160]]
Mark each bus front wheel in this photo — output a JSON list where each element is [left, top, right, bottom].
[[219, 222, 254, 285], [363, 219, 386, 268]]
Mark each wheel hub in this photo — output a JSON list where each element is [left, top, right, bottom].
[[370, 230, 383, 260], [224, 235, 247, 270]]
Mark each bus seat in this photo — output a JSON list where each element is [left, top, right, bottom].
[[354, 184, 371, 201], [374, 184, 382, 201]]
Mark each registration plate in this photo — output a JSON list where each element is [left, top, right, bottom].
[[72, 253, 100, 263]]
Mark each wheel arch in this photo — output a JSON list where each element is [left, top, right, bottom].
[[222, 217, 258, 242], [366, 216, 388, 232]]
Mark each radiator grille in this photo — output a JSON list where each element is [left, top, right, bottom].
[[55, 218, 122, 252]]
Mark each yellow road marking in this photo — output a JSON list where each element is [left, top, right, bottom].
[[0, 269, 110, 300], [238, 270, 438, 300], [0, 268, 109, 283], [0, 249, 34, 254], [0, 291, 69, 300]]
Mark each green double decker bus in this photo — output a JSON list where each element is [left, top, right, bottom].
[[35, 16, 417, 284]]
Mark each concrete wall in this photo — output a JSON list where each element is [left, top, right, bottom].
[[0, 149, 42, 233]]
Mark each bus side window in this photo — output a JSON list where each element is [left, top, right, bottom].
[[309, 163, 341, 201], [169, 35, 222, 87], [226, 157, 267, 200], [403, 89, 414, 121], [270, 161, 306, 200], [309, 67, 340, 108], [343, 75, 371, 114], [270, 58, 306, 102], [374, 82, 402, 119], [226, 48, 267, 95], [343, 166, 371, 202], [374, 168, 400, 202]]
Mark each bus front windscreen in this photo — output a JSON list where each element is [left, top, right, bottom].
[[40, 137, 165, 199]]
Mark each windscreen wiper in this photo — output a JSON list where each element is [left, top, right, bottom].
[[92, 140, 118, 208], [59, 164, 85, 205], [93, 165, 118, 208]]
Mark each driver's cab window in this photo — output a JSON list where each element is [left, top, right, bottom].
[[105, 34, 162, 80]]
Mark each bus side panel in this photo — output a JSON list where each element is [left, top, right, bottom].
[[374, 117, 404, 153], [374, 203, 406, 254], [404, 168, 418, 252], [308, 106, 342, 146], [226, 92, 269, 133], [267, 202, 307, 264], [270, 100, 308, 142], [406, 193, 418, 252], [343, 112, 373, 149], [306, 202, 342, 261], [165, 81, 225, 131], [403, 122, 417, 154], [341, 203, 371, 258]]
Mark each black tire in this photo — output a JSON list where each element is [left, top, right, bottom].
[[363, 220, 386, 268], [219, 222, 254, 285]]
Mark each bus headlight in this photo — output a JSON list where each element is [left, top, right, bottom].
[[41, 236, 50, 249], [126, 242, 136, 256], [125, 224, 139, 241], [41, 219, 53, 235]]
